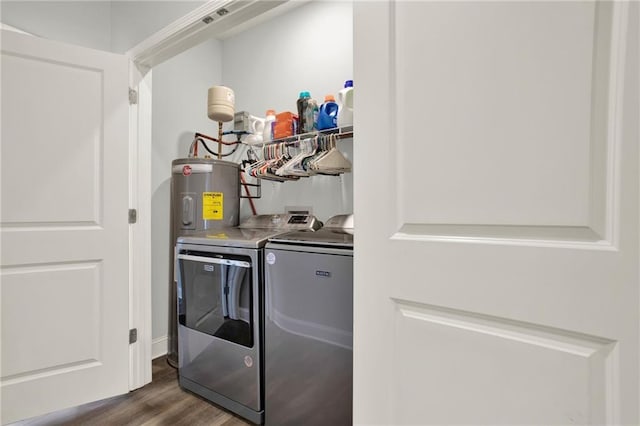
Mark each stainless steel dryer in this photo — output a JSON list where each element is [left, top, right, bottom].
[[264, 214, 354, 426], [175, 214, 321, 425]]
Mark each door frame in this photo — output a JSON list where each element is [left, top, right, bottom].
[[128, 64, 153, 390], [1, 0, 316, 402], [126, 0, 302, 390]]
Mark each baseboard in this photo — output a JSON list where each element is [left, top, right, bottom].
[[152, 336, 168, 360]]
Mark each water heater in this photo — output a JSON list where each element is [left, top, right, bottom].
[[167, 158, 240, 367]]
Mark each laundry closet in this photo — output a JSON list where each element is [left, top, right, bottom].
[[151, 0, 353, 346], [151, 1, 354, 423], [1, 0, 355, 422], [4, 1, 640, 424]]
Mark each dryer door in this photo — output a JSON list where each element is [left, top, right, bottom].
[[176, 249, 262, 415], [177, 252, 253, 347]]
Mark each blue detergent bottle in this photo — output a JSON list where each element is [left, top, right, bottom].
[[316, 94, 339, 130]]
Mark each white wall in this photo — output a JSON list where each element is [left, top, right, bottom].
[[149, 0, 353, 348], [110, 1, 204, 53], [151, 38, 223, 341], [0, 1, 112, 51], [0, 1, 204, 53], [222, 0, 354, 221]]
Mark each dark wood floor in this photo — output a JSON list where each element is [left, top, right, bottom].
[[13, 356, 252, 426]]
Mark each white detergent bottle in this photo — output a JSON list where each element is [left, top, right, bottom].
[[245, 115, 264, 145], [337, 80, 353, 127], [263, 109, 276, 142]]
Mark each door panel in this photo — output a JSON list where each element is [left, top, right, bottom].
[[393, 301, 614, 425], [398, 2, 599, 228], [395, 1, 620, 240], [354, 1, 638, 424], [1, 52, 102, 224], [2, 262, 102, 377], [0, 30, 130, 424]]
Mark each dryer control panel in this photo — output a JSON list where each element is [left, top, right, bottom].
[[238, 213, 322, 231]]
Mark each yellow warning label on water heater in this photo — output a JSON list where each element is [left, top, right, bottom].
[[202, 192, 223, 220]]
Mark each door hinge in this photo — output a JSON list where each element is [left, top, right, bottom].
[[129, 88, 138, 105], [129, 209, 137, 224], [129, 328, 138, 344]]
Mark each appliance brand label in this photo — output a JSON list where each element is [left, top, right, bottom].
[[204, 264, 214, 272], [182, 165, 192, 176], [316, 270, 331, 278], [266, 252, 276, 265], [244, 355, 253, 368]]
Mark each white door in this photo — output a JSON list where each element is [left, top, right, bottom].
[[354, 1, 639, 425], [1, 30, 130, 424]]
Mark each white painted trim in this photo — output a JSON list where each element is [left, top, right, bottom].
[[125, 0, 304, 68], [605, 0, 629, 252], [152, 336, 169, 360], [126, 0, 230, 67], [395, 299, 613, 357], [637, 2, 640, 419], [128, 65, 153, 391], [0, 23, 32, 35]]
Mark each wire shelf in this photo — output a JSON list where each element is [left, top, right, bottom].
[[257, 125, 353, 147]]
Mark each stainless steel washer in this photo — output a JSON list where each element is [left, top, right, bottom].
[[175, 214, 321, 425], [264, 215, 354, 426]]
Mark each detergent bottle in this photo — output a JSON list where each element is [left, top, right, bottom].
[[337, 80, 353, 127], [245, 115, 265, 145], [263, 109, 276, 142], [296, 91, 317, 134], [316, 95, 339, 130]]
